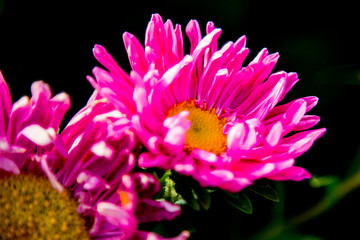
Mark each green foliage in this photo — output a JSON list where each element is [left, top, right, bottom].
[[224, 191, 253, 214], [157, 170, 281, 216], [248, 182, 280, 202], [265, 231, 324, 240], [157, 170, 212, 211]]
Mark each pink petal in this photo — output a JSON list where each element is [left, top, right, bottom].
[[0, 156, 20, 174], [280, 128, 326, 158], [267, 166, 312, 181], [93, 44, 133, 85], [191, 148, 217, 163], [123, 32, 149, 77], [281, 99, 307, 135], [19, 125, 55, 146], [266, 122, 283, 147], [132, 172, 161, 198], [96, 202, 137, 238], [136, 199, 181, 223], [293, 115, 321, 131], [227, 119, 262, 157], [0, 71, 12, 138], [163, 19, 182, 68], [49, 92, 71, 130], [40, 156, 64, 193], [186, 19, 202, 54], [234, 72, 287, 119], [7, 96, 31, 143], [133, 230, 190, 240], [218, 177, 252, 193], [138, 152, 171, 169]]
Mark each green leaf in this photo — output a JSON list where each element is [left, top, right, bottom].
[[172, 174, 212, 211], [194, 186, 211, 210], [224, 191, 253, 214], [183, 189, 201, 211], [248, 183, 280, 202]]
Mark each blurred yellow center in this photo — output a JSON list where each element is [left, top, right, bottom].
[[0, 174, 89, 240], [167, 100, 227, 155]]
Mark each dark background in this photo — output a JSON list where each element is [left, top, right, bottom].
[[0, 0, 359, 239]]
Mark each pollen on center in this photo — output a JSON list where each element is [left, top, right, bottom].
[[166, 99, 227, 155]]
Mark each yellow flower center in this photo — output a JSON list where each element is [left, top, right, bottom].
[[166, 100, 227, 155], [0, 174, 90, 240]]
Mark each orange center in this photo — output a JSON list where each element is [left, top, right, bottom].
[[166, 100, 227, 155]]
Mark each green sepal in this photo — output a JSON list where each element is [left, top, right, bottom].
[[224, 191, 253, 214], [309, 175, 339, 188]]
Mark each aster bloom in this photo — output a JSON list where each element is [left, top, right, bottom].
[[0, 73, 189, 240], [89, 14, 326, 193]]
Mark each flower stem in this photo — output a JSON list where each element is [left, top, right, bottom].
[[255, 169, 360, 240]]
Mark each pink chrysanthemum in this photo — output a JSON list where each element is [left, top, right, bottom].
[[89, 14, 326, 192], [0, 72, 189, 240]]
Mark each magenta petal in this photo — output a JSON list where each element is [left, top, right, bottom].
[[97, 202, 137, 238], [93, 44, 132, 83], [293, 115, 321, 131], [163, 112, 190, 149], [267, 166, 312, 181], [31, 81, 52, 103], [123, 32, 148, 77], [77, 171, 109, 191], [218, 177, 252, 193], [186, 19, 202, 54], [0, 156, 20, 174], [281, 128, 326, 158], [6, 96, 31, 143], [49, 92, 71, 130], [191, 148, 217, 163], [136, 199, 181, 223], [132, 173, 161, 198], [173, 154, 196, 174], [138, 152, 171, 169], [266, 122, 283, 147], [133, 230, 190, 240], [19, 125, 55, 146], [40, 157, 64, 193], [0, 71, 12, 138], [227, 119, 262, 157]]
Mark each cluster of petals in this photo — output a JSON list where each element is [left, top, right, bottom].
[[0, 70, 70, 175], [89, 13, 326, 192], [0, 73, 189, 240], [56, 92, 188, 239]]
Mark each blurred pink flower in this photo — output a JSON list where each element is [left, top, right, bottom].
[[89, 14, 326, 192], [57, 93, 188, 239], [0, 73, 188, 240]]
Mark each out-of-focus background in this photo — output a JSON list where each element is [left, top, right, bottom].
[[0, 0, 359, 239]]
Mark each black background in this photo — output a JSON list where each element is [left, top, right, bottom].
[[0, 0, 359, 239]]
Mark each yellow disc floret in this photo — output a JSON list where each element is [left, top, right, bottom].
[[166, 99, 227, 155], [0, 174, 90, 240]]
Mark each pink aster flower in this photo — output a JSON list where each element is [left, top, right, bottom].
[[0, 73, 188, 240], [88, 14, 326, 193]]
